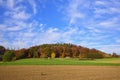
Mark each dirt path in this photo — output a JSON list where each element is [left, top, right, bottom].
[[0, 66, 120, 80]]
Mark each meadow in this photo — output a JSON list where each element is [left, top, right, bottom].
[[0, 58, 120, 66], [0, 58, 120, 80]]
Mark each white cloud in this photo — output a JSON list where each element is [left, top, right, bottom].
[[7, 26, 24, 31], [97, 45, 120, 54], [98, 17, 120, 29], [4, 6, 31, 20], [94, 8, 108, 14], [0, 0, 36, 49], [110, 7, 120, 13], [7, 0, 14, 9], [116, 39, 120, 43], [95, 1, 106, 5], [24, 32, 36, 37], [31, 29, 61, 45], [12, 11, 31, 20], [99, 21, 115, 27], [39, 23, 45, 31], [0, 20, 28, 31], [40, 24, 43, 27], [0, 0, 33, 32], [12, 41, 27, 49], [47, 28, 58, 33], [0, 25, 21, 31], [94, 8, 120, 15], [94, 0, 120, 15], [28, 27, 80, 47], [0, 0, 4, 4], [28, 0, 37, 14], [0, 24, 6, 30], [65, 0, 84, 24]]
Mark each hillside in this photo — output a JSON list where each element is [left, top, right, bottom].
[[0, 43, 112, 62], [27, 43, 110, 58]]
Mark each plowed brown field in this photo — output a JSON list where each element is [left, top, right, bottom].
[[0, 66, 120, 80]]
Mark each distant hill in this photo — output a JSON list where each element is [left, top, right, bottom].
[[23, 43, 111, 59], [0, 43, 111, 61]]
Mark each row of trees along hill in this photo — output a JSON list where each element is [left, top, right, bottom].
[[0, 43, 118, 62]]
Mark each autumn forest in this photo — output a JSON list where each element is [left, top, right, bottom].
[[0, 43, 119, 62]]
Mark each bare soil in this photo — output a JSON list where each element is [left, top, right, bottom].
[[0, 66, 120, 80]]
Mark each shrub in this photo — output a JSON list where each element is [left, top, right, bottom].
[[85, 53, 103, 59], [0, 55, 3, 61], [0, 46, 5, 55], [3, 51, 15, 62], [12, 57, 17, 61]]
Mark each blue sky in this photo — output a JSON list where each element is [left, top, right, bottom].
[[0, 0, 120, 54]]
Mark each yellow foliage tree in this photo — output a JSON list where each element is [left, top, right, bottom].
[[51, 52, 56, 58], [79, 53, 85, 59], [61, 53, 65, 58]]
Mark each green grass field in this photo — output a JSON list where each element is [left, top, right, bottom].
[[0, 58, 120, 66]]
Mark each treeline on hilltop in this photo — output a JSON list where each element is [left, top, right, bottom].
[[0, 43, 119, 62]]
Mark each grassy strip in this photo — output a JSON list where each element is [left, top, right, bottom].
[[0, 58, 120, 66]]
